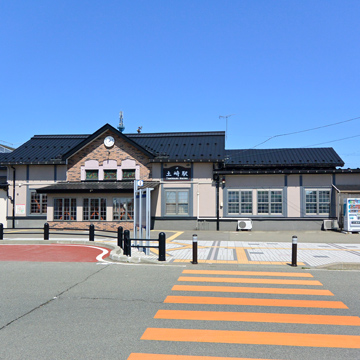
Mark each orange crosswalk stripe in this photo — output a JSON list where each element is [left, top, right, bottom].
[[155, 309, 360, 326], [128, 354, 280, 360], [178, 276, 322, 286], [141, 328, 360, 348], [172, 285, 333, 296], [182, 270, 313, 277], [164, 295, 347, 308]]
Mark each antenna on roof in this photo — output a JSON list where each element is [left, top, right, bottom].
[[219, 114, 235, 140], [137, 126, 142, 134], [118, 111, 125, 133]]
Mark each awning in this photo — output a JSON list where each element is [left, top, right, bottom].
[[332, 185, 360, 194], [36, 181, 160, 194]]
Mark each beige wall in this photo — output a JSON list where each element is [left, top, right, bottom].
[[0, 190, 6, 226], [226, 174, 285, 187], [6, 165, 57, 217], [302, 174, 332, 186], [335, 173, 360, 185]]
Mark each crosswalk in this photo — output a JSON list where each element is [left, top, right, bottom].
[[128, 269, 360, 359]]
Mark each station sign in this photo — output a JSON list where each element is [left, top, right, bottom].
[[163, 166, 191, 181]]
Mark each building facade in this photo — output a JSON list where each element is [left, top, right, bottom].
[[1, 123, 359, 231]]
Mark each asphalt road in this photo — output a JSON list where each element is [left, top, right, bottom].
[[0, 261, 359, 360]]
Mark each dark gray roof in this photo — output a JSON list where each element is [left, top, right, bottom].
[[127, 131, 226, 162], [225, 148, 344, 168], [36, 181, 160, 194], [0, 135, 88, 165]]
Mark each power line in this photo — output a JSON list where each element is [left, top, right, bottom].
[[306, 134, 360, 147], [251, 116, 360, 149]]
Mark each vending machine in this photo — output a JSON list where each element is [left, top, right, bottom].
[[343, 198, 360, 232]]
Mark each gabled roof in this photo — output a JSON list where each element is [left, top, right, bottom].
[[225, 148, 344, 168], [0, 124, 155, 165], [62, 123, 155, 160], [127, 131, 225, 162]]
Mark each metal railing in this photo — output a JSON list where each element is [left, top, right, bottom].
[[122, 229, 166, 261], [0, 223, 118, 242]]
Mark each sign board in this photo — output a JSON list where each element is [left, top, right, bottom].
[[163, 166, 191, 181], [16, 204, 26, 215]]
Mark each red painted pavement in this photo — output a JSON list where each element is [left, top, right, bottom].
[[0, 244, 110, 262]]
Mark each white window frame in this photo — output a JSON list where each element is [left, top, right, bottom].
[[227, 190, 253, 215], [304, 189, 331, 216], [257, 189, 283, 215], [164, 189, 190, 216]]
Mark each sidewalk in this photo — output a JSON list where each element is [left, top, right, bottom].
[[125, 230, 360, 268]]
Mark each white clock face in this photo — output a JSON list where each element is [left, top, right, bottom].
[[104, 136, 115, 148]]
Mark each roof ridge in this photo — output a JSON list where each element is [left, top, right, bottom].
[[127, 131, 225, 137]]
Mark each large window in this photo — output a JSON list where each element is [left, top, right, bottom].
[[54, 198, 77, 220], [305, 189, 330, 215], [257, 190, 283, 215], [165, 190, 189, 215], [113, 198, 134, 221], [228, 190, 253, 214], [83, 198, 106, 220], [30, 192, 47, 214]]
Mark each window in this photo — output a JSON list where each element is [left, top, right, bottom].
[[122, 169, 135, 179], [30, 192, 47, 214], [83, 198, 106, 220], [86, 170, 98, 181], [228, 190, 253, 214], [165, 190, 189, 215], [257, 190, 283, 215], [104, 170, 117, 180], [305, 189, 330, 215], [113, 198, 134, 220], [54, 198, 77, 220]]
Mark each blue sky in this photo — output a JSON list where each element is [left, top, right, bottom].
[[1, 0, 359, 167]]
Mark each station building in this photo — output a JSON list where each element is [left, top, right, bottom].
[[0, 123, 359, 231]]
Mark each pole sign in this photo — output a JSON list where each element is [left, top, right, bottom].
[[163, 166, 191, 181]]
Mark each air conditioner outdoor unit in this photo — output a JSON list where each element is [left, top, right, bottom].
[[237, 218, 252, 231], [323, 219, 339, 231]]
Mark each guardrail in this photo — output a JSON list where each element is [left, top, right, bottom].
[[122, 229, 166, 261], [0, 223, 119, 242]]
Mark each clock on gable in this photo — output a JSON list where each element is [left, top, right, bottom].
[[104, 136, 115, 148]]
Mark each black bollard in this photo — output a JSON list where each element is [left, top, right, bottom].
[[44, 223, 49, 240], [191, 234, 198, 264], [89, 224, 95, 241], [0, 223, 3, 240], [124, 230, 131, 256], [117, 226, 123, 249], [158, 232, 166, 261], [291, 235, 298, 267]]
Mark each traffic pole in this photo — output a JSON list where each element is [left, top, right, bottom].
[[291, 235, 298, 267], [191, 234, 198, 264]]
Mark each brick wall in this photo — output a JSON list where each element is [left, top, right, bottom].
[[67, 130, 152, 181], [49, 221, 133, 231]]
